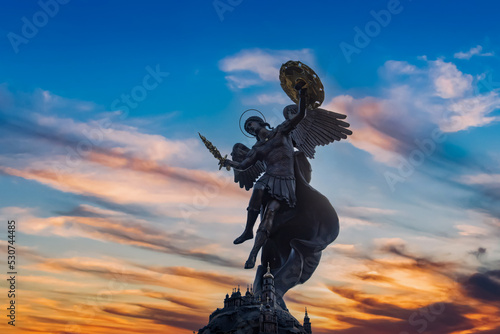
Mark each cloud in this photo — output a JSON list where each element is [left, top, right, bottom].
[[460, 174, 500, 221], [439, 91, 500, 131], [378, 242, 457, 273], [103, 303, 206, 332], [223, 75, 262, 89], [135, 289, 208, 310], [4, 244, 249, 333], [324, 94, 416, 165], [134, 265, 246, 287], [32, 255, 245, 294], [12, 205, 241, 268], [456, 224, 488, 236], [454, 45, 494, 60], [338, 206, 397, 229], [1, 110, 208, 170], [2, 53, 500, 334], [462, 270, 500, 302], [324, 58, 500, 166], [383, 60, 420, 74], [329, 302, 476, 334], [353, 272, 396, 284], [20, 275, 98, 288], [219, 48, 315, 88], [461, 173, 500, 186], [469, 247, 487, 260], [0, 163, 243, 218], [431, 59, 473, 99], [341, 206, 397, 216], [0, 89, 250, 228], [255, 92, 288, 105], [319, 240, 500, 334]]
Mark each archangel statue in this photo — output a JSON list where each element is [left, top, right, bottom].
[[200, 61, 352, 309]]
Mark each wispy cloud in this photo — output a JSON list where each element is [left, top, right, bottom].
[[103, 303, 206, 332], [7, 205, 241, 268], [255, 92, 289, 105], [454, 45, 494, 60], [219, 48, 315, 88]]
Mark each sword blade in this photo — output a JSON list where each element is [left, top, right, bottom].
[[198, 133, 230, 170], [198, 132, 223, 160]]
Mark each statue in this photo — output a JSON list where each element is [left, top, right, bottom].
[[200, 61, 352, 309]]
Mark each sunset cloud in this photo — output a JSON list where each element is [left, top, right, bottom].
[[1, 38, 500, 333], [324, 57, 500, 167]]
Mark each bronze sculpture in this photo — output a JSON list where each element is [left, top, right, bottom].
[[201, 61, 352, 309]]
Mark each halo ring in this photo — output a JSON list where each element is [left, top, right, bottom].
[[239, 109, 267, 138]]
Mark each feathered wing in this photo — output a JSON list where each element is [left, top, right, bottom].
[[231, 143, 265, 191], [288, 106, 352, 158]]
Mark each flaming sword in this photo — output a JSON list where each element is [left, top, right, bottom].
[[198, 133, 231, 171]]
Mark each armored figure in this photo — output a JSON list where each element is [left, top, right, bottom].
[[202, 61, 352, 309]]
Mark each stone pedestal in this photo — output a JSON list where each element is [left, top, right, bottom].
[[197, 265, 312, 334]]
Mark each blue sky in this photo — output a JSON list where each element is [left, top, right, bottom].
[[1, 1, 500, 333]]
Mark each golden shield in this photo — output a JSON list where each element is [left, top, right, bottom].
[[279, 60, 324, 110]]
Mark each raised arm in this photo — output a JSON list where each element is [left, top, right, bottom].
[[282, 82, 308, 134]]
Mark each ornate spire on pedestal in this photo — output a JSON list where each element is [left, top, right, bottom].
[[261, 263, 276, 308], [304, 307, 312, 334], [260, 295, 278, 334]]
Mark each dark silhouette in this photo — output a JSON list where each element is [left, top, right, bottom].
[[223, 61, 351, 309], [204, 61, 352, 309]]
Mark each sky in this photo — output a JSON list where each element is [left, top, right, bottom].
[[0, 0, 500, 333]]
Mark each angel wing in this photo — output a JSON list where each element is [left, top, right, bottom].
[[231, 143, 265, 191], [284, 105, 352, 158]]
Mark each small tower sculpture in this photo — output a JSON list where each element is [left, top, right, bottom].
[[261, 263, 276, 307], [260, 299, 278, 334], [304, 307, 312, 334]]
